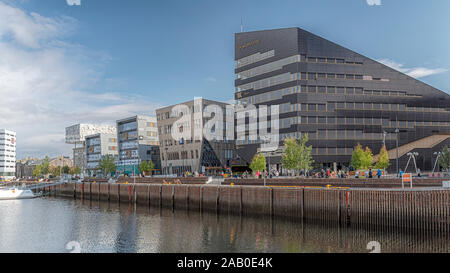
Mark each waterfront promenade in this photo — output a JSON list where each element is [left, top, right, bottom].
[[32, 177, 450, 233]]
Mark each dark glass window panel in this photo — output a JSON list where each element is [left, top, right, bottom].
[[318, 117, 326, 124], [382, 119, 389, 126], [338, 117, 346, 124], [301, 72, 307, 80], [346, 74, 354, 79], [355, 103, 363, 109], [373, 118, 381, 125], [301, 55, 307, 62], [327, 58, 335, 63], [308, 104, 316, 111], [308, 57, 316, 63], [318, 148, 327, 155], [327, 86, 336, 94], [346, 102, 354, 109], [308, 85, 316, 93], [308, 116, 317, 123], [318, 130, 327, 138], [328, 117, 336, 124], [364, 90, 372, 95], [337, 148, 346, 154], [328, 130, 337, 138], [399, 92, 406, 96], [318, 73, 326, 78], [355, 131, 363, 138], [399, 121, 406, 127], [355, 88, 363, 94], [365, 118, 372, 125], [390, 91, 398, 96], [301, 85, 307, 92], [337, 102, 345, 108], [337, 74, 345, 79], [318, 86, 326, 93], [355, 75, 363, 80], [318, 58, 326, 63], [364, 103, 372, 109], [328, 103, 336, 111], [356, 118, 363, 124], [301, 116, 308, 124], [337, 87, 345, 94], [337, 131, 346, 139], [327, 73, 335, 79], [336, 59, 345, 63], [346, 117, 354, 124], [382, 91, 389, 96], [373, 103, 381, 110], [399, 104, 406, 111], [382, 104, 390, 110], [318, 104, 326, 111], [346, 87, 354, 94], [308, 73, 317, 80]]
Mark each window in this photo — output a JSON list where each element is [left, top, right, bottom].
[[337, 87, 345, 94], [327, 86, 336, 94]]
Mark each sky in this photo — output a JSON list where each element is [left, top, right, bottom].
[[0, 0, 449, 159]]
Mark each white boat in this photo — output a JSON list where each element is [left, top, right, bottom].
[[0, 187, 35, 200]]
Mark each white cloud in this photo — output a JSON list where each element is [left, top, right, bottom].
[[366, 0, 382, 6], [204, 76, 217, 83], [66, 0, 81, 6], [0, 2, 162, 159], [377, 59, 448, 79]]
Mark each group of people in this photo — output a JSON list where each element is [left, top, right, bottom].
[[354, 169, 384, 179]]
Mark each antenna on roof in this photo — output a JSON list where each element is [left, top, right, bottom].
[[240, 17, 243, 32]]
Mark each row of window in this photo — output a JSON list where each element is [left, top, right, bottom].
[[236, 50, 275, 69], [236, 71, 389, 92], [236, 51, 363, 75], [278, 102, 448, 114], [279, 116, 450, 128], [237, 85, 414, 105]]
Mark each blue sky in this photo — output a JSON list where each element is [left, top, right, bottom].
[[1, 0, 449, 157]]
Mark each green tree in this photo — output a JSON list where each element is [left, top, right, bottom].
[[33, 164, 42, 177], [439, 146, 450, 171], [69, 166, 81, 175], [375, 145, 390, 170], [362, 147, 374, 170], [138, 160, 155, 176], [98, 155, 116, 176], [352, 144, 373, 170], [62, 165, 70, 174], [351, 144, 365, 170], [41, 156, 50, 175], [282, 134, 314, 174], [50, 166, 61, 178], [250, 153, 266, 175]]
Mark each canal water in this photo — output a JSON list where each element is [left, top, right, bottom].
[[0, 197, 448, 253]]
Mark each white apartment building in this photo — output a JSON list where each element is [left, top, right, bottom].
[[0, 129, 16, 179]]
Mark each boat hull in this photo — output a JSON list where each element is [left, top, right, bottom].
[[0, 189, 35, 200]]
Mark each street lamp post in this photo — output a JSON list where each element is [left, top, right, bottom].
[[165, 146, 168, 176], [395, 128, 399, 177], [432, 151, 441, 176]]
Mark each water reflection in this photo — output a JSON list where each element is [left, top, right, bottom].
[[0, 197, 448, 253]]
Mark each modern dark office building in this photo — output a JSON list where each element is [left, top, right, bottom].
[[234, 27, 450, 172]]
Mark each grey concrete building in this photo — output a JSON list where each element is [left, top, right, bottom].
[[234, 27, 450, 172], [116, 115, 160, 175], [85, 133, 118, 176], [156, 98, 235, 176]]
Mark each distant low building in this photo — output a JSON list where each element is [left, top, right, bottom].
[[49, 156, 73, 168]]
